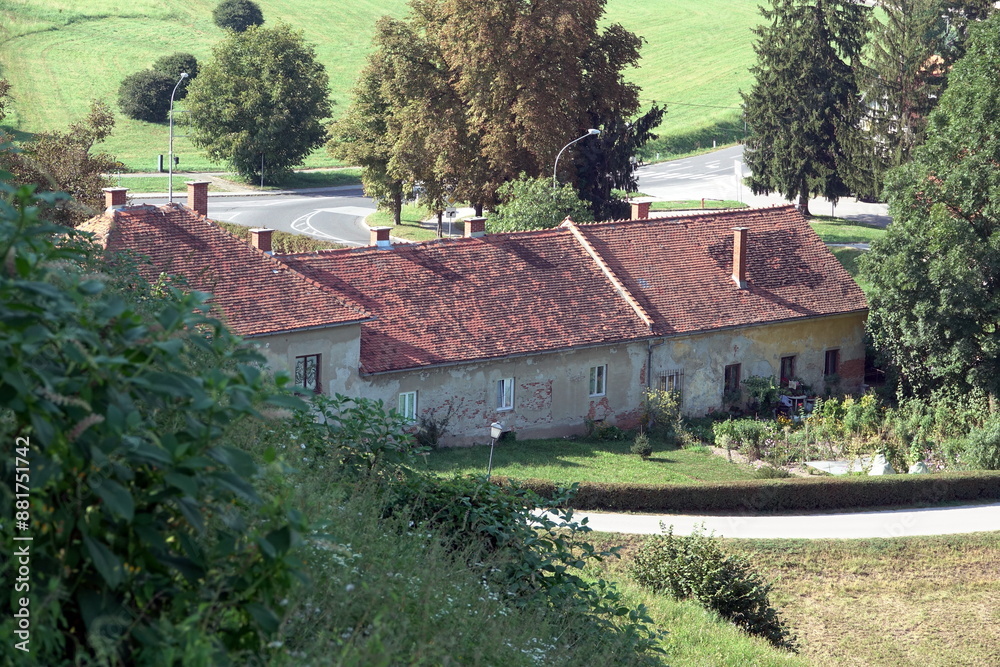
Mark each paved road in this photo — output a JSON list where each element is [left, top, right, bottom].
[[568, 502, 1000, 539], [636, 145, 891, 227], [132, 186, 376, 246]]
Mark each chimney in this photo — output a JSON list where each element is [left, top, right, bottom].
[[186, 181, 210, 217], [103, 187, 128, 211], [732, 227, 748, 289], [251, 228, 274, 253], [630, 201, 650, 220], [370, 226, 392, 248], [464, 217, 487, 238]]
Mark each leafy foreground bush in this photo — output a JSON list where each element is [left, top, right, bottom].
[[628, 525, 795, 650], [0, 180, 305, 664]]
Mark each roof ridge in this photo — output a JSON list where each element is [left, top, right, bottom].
[[562, 220, 654, 330]]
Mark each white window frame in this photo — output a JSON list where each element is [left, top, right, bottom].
[[398, 391, 417, 421], [589, 365, 607, 397], [497, 377, 514, 411]]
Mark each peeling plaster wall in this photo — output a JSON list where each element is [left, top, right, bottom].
[[650, 312, 867, 416], [251, 323, 361, 392], [251, 312, 865, 446], [349, 344, 650, 446]]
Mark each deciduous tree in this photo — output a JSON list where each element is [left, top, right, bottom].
[[185, 24, 332, 183], [487, 175, 594, 233], [0, 101, 119, 227], [863, 14, 1000, 396], [212, 0, 264, 32], [117, 69, 176, 122], [742, 0, 871, 215], [152, 52, 199, 99]]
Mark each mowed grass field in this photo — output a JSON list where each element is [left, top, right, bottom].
[[0, 0, 759, 171]]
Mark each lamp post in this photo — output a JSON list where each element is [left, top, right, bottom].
[[552, 128, 600, 188], [168, 72, 189, 203], [486, 421, 504, 481]]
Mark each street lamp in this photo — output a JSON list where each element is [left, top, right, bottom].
[[552, 128, 600, 188], [168, 72, 189, 203], [486, 421, 504, 481]]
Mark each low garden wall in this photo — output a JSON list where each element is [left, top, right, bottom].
[[494, 471, 1000, 514]]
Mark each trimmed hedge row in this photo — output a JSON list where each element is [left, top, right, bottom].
[[494, 471, 1000, 514]]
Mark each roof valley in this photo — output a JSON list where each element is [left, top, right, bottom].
[[562, 219, 655, 330]]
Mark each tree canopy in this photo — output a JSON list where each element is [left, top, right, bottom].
[[117, 69, 176, 123], [862, 13, 1000, 397], [185, 24, 332, 183], [212, 0, 264, 32], [487, 175, 595, 233], [330, 0, 654, 217], [0, 101, 119, 226], [152, 52, 199, 99], [742, 0, 870, 215]]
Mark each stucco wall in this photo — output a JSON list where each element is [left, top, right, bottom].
[[250, 312, 865, 446], [251, 323, 361, 393]]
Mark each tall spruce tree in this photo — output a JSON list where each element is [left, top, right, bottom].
[[742, 0, 870, 215], [859, 0, 948, 201], [862, 13, 1000, 397]]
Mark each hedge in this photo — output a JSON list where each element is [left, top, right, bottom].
[[493, 471, 1000, 514]]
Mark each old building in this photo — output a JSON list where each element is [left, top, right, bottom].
[[82, 184, 867, 445]]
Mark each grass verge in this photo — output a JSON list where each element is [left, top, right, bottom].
[[809, 216, 887, 244], [831, 247, 870, 293], [366, 203, 453, 243], [588, 531, 1000, 667], [422, 437, 756, 485]]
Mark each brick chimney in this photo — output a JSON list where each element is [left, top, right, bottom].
[[732, 227, 748, 289], [630, 201, 650, 220], [464, 217, 487, 238], [370, 226, 392, 248], [186, 181, 210, 217], [103, 187, 128, 211], [251, 228, 274, 253]]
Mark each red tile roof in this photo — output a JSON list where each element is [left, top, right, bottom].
[[80, 204, 368, 337], [282, 205, 866, 374]]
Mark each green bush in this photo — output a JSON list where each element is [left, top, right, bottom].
[[214, 219, 345, 253], [117, 69, 176, 122], [629, 525, 795, 650], [754, 465, 792, 479], [152, 52, 199, 100], [496, 470, 1000, 513], [0, 180, 304, 662], [713, 418, 774, 460], [631, 432, 653, 459], [962, 417, 1000, 470], [213, 0, 264, 32]]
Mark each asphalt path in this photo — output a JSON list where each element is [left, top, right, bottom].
[[559, 502, 1000, 539], [132, 185, 376, 246], [128, 144, 890, 246], [636, 145, 891, 227]]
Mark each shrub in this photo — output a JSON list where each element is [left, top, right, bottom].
[[631, 432, 653, 459], [641, 388, 681, 443], [586, 418, 627, 441], [713, 418, 774, 460], [117, 69, 176, 122], [214, 220, 345, 253], [152, 52, 199, 99], [213, 0, 264, 32], [742, 375, 779, 415], [0, 180, 305, 662], [754, 465, 791, 479], [414, 406, 452, 448], [961, 417, 1000, 470], [629, 525, 795, 649]]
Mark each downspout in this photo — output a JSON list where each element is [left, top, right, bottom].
[[646, 338, 666, 391]]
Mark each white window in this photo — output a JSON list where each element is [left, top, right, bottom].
[[497, 377, 514, 411], [658, 370, 683, 395], [398, 391, 417, 421], [589, 365, 607, 397]]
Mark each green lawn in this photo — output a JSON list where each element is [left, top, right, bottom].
[[421, 437, 756, 485], [0, 0, 760, 170], [809, 216, 887, 244], [831, 247, 870, 293], [366, 203, 450, 242]]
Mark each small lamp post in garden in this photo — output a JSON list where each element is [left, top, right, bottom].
[[552, 128, 600, 189], [168, 72, 189, 203], [486, 421, 504, 481]]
